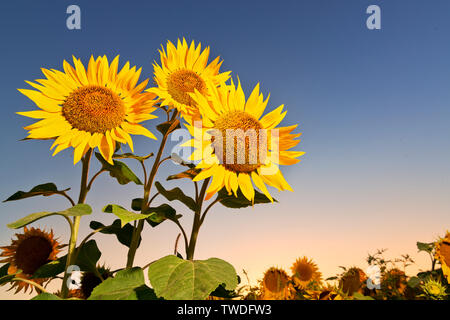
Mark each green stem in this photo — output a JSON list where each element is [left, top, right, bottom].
[[186, 177, 210, 260], [126, 110, 178, 268], [61, 148, 93, 298]]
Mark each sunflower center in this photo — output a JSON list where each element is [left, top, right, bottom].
[[167, 69, 206, 106], [295, 264, 313, 282], [211, 111, 265, 173], [15, 236, 52, 275], [62, 85, 125, 133]]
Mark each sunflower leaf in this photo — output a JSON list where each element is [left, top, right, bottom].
[[95, 152, 142, 185], [7, 204, 92, 229], [113, 152, 154, 162], [144, 204, 181, 227], [3, 183, 70, 202], [103, 204, 152, 227], [167, 168, 201, 181], [31, 293, 62, 300], [0, 264, 10, 278], [216, 188, 275, 209], [156, 119, 181, 136], [88, 267, 158, 300], [155, 181, 198, 212], [32, 256, 67, 279], [417, 241, 435, 254], [75, 240, 101, 273], [89, 219, 141, 248], [148, 255, 238, 300]]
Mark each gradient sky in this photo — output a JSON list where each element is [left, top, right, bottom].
[[1, 0, 449, 299]]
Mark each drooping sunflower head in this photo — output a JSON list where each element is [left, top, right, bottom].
[[184, 79, 304, 202], [435, 231, 450, 282], [80, 266, 113, 299], [339, 267, 367, 296], [148, 38, 230, 117], [18, 55, 158, 165], [260, 267, 292, 300], [290, 257, 322, 289], [0, 227, 62, 293]]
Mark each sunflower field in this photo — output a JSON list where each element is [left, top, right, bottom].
[[0, 38, 447, 301]]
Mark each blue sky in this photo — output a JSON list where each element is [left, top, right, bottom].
[[0, 0, 449, 298]]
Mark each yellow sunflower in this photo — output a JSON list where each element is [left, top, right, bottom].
[[0, 227, 62, 294], [339, 267, 367, 295], [260, 267, 292, 300], [183, 79, 304, 202], [17, 55, 158, 164], [435, 231, 450, 282], [290, 257, 322, 289], [148, 38, 230, 116]]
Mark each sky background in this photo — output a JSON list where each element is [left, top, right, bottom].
[[0, 0, 449, 299]]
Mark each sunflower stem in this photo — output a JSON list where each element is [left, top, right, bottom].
[[126, 110, 178, 268], [61, 148, 93, 298], [186, 177, 210, 260]]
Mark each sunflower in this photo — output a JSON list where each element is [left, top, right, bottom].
[[17, 55, 158, 165], [80, 266, 113, 298], [435, 231, 450, 282], [339, 267, 367, 296], [381, 268, 407, 295], [0, 227, 62, 293], [290, 257, 322, 289], [148, 38, 230, 116], [260, 267, 292, 300], [183, 79, 304, 202]]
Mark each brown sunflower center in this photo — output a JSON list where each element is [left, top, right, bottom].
[[15, 236, 52, 275], [167, 69, 206, 106], [211, 111, 265, 173], [62, 85, 125, 133], [264, 271, 287, 293], [295, 264, 313, 282]]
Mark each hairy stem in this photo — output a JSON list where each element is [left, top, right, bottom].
[[186, 177, 210, 260], [61, 148, 93, 298], [126, 110, 178, 268]]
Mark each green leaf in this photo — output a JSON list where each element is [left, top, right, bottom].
[[155, 181, 198, 212], [32, 256, 67, 279], [156, 119, 181, 136], [95, 152, 142, 185], [113, 152, 154, 162], [89, 267, 157, 300], [75, 240, 101, 273], [148, 255, 238, 300], [417, 242, 435, 254], [3, 183, 69, 202], [31, 293, 62, 300], [145, 204, 181, 227], [103, 204, 152, 227], [170, 153, 196, 168], [407, 276, 421, 288], [7, 204, 92, 229], [0, 264, 10, 278], [131, 198, 144, 211], [217, 188, 275, 209], [90, 220, 141, 248], [352, 292, 374, 300], [167, 168, 201, 181]]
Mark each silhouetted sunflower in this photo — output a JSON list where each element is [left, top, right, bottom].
[[0, 227, 62, 293]]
